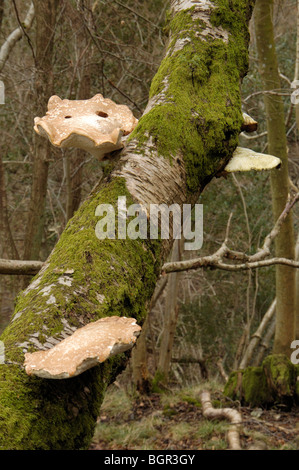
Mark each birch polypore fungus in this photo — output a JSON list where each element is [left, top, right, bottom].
[[24, 316, 141, 379], [218, 113, 281, 175], [34, 94, 138, 160], [224, 147, 281, 174]]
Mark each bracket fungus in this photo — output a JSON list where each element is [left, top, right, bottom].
[[221, 113, 281, 174], [34, 94, 138, 160], [224, 147, 281, 173], [241, 112, 258, 133], [24, 316, 141, 379]]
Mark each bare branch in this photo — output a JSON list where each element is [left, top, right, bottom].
[[113, 0, 161, 30], [0, 259, 43, 275], [0, 2, 35, 72], [162, 192, 299, 274]]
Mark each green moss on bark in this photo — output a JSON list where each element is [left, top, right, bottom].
[[0, 1, 255, 449], [263, 354, 297, 398], [0, 178, 162, 449], [224, 355, 298, 408], [242, 366, 271, 407], [0, 357, 125, 450], [1, 178, 161, 364], [129, 1, 253, 194]]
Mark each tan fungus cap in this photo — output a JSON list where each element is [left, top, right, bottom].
[[34, 94, 138, 160], [24, 316, 141, 379]]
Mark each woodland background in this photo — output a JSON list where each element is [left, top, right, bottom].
[[0, 0, 298, 450]]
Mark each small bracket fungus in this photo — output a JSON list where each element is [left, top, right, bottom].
[[241, 112, 258, 133], [24, 316, 141, 379], [218, 113, 281, 175], [224, 147, 281, 174], [34, 94, 138, 160]]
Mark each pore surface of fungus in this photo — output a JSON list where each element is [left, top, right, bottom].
[[34, 94, 138, 160], [24, 316, 141, 379]]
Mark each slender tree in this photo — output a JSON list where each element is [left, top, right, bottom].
[[155, 238, 183, 385], [254, 0, 295, 356], [294, 0, 299, 340], [69, 1, 92, 219], [23, 0, 59, 261]]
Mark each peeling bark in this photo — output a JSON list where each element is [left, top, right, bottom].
[[0, 0, 255, 450]]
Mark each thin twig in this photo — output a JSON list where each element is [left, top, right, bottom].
[[11, 0, 35, 62], [0, 2, 35, 71]]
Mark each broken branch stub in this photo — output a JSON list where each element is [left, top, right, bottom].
[[34, 94, 138, 160], [24, 316, 141, 379], [241, 112, 258, 133]]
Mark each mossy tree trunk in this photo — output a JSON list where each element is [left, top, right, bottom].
[[254, 0, 296, 356], [0, 0, 254, 450]]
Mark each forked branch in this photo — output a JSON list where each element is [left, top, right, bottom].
[[162, 192, 299, 274]]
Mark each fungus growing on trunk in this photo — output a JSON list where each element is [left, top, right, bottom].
[[224, 147, 281, 173], [221, 113, 281, 174], [241, 112, 258, 133], [24, 316, 141, 379], [34, 94, 138, 160]]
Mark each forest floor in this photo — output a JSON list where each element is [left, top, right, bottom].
[[90, 383, 299, 451]]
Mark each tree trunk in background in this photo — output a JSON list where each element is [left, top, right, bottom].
[[131, 275, 168, 392], [0, 157, 19, 261], [294, 0, 299, 341], [71, 16, 92, 218], [254, 0, 295, 356], [23, 0, 59, 261], [65, 0, 93, 221], [155, 238, 183, 385], [0, 0, 254, 449]]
